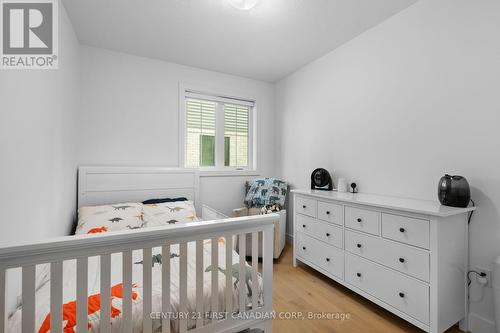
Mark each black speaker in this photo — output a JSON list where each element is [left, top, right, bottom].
[[438, 174, 471, 208], [311, 168, 333, 191]]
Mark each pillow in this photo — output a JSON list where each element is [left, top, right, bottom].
[[75, 203, 144, 235], [142, 197, 188, 205], [143, 201, 199, 227], [245, 178, 288, 208]]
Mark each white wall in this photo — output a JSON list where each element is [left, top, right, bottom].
[[0, 4, 80, 240], [78, 46, 276, 215], [276, 0, 500, 332], [0, 3, 80, 312]]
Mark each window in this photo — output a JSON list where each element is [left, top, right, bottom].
[[182, 89, 254, 172]]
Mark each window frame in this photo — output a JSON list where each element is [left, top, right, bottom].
[[179, 83, 258, 176]]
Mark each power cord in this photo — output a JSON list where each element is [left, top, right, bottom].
[[466, 199, 481, 290], [467, 270, 486, 286], [468, 199, 475, 224]]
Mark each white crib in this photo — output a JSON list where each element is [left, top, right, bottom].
[[0, 167, 276, 333]]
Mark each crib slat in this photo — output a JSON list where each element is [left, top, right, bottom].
[[122, 250, 133, 333], [179, 243, 188, 333], [211, 237, 219, 319], [100, 254, 111, 333], [0, 268, 5, 333], [238, 233, 246, 312], [262, 228, 273, 308], [22, 265, 36, 333], [50, 262, 63, 333], [76, 258, 88, 333], [162, 244, 171, 333], [143, 247, 153, 333], [225, 235, 233, 314], [251, 232, 259, 310], [195, 240, 203, 328]]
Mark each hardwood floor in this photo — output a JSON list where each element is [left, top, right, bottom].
[[271, 245, 463, 333]]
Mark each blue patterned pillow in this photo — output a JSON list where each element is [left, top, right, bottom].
[[245, 178, 287, 208]]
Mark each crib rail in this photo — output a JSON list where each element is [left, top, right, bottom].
[[0, 214, 276, 333]]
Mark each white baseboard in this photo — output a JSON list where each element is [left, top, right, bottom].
[[286, 233, 293, 245], [469, 312, 496, 333]]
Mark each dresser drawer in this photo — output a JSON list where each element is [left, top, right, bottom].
[[295, 196, 317, 218], [296, 232, 344, 279], [317, 201, 343, 225], [345, 230, 429, 282], [345, 254, 430, 324], [345, 206, 380, 236], [382, 213, 430, 249], [296, 214, 343, 249]]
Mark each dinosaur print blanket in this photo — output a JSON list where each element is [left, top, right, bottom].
[[7, 239, 263, 333]]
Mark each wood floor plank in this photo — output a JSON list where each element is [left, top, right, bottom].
[[272, 245, 463, 333]]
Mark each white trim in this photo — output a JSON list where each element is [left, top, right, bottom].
[[181, 82, 257, 105], [468, 313, 496, 333], [249, 100, 257, 171], [178, 83, 187, 169], [178, 82, 258, 175], [199, 170, 260, 177], [185, 91, 255, 107], [215, 101, 225, 168]]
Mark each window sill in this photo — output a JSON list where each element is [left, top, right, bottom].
[[199, 170, 260, 177]]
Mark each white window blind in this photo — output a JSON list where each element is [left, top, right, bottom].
[[185, 98, 216, 167], [183, 91, 254, 171], [224, 103, 249, 167]]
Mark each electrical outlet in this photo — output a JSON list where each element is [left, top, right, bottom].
[[475, 266, 492, 288]]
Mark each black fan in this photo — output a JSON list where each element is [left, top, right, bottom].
[[311, 168, 333, 191]]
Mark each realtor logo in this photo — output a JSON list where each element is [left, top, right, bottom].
[[1, 0, 58, 69]]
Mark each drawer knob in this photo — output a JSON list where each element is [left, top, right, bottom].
[[399, 227, 405, 233], [399, 257, 405, 263], [357, 243, 362, 248], [302, 224, 306, 228], [357, 218, 362, 222], [326, 211, 331, 215], [302, 205, 307, 209], [302, 246, 306, 250], [326, 233, 330, 237], [326, 258, 330, 262], [399, 292, 405, 298], [356, 273, 362, 277]]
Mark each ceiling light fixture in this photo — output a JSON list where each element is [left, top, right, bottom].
[[228, 0, 259, 10]]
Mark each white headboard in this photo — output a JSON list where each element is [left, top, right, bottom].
[[78, 167, 200, 211]]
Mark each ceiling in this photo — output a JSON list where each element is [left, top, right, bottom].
[[63, 0, 418, 82]]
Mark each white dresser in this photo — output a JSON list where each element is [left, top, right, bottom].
[[292, 189, 475, 333]]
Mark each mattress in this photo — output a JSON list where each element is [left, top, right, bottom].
[[7, 239, 263, 333]]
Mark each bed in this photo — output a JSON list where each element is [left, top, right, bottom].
[[0, 167, 276, 333]]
